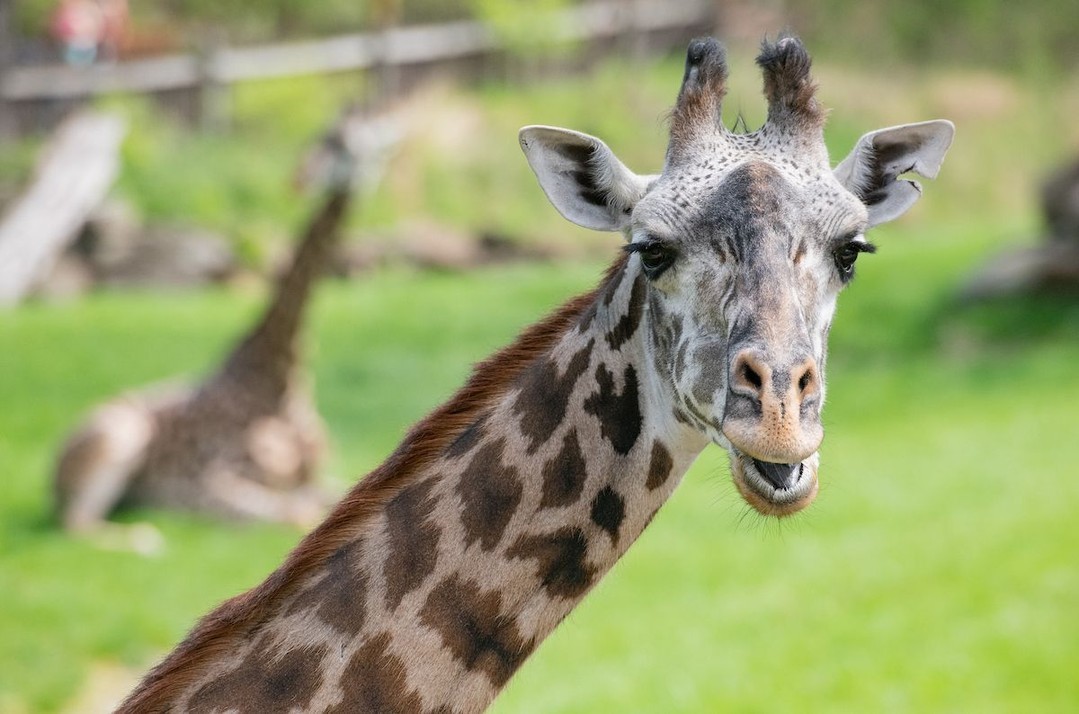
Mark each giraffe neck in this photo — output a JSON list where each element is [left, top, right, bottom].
[[120, 256, 709, 714], [212, 189, 351, 404]]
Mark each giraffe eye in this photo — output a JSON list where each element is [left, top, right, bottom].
[[834, 245, 859, 275], [627, 240, 676, 279], [833, 239, 876, 282]]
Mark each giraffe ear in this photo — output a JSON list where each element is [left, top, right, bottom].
[[519, 126, 652, 234], [833, 120, 955, 227]]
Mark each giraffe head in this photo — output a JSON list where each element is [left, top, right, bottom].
[[521, 37, 953, 517]]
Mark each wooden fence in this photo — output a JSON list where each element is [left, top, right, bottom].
[[0, 0, 714, 130]]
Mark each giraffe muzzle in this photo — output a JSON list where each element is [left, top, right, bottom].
[[721, 348, 824, 464], [721, 349, 823, 516]]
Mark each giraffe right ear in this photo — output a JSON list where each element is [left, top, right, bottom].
[[519, 126, 652, 234], [833, 120, 955, 227]]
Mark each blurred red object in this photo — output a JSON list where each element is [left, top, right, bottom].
[[49, 0, 104, 65], [49, 0, 174, 64]]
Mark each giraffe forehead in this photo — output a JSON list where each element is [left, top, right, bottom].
[[640, 160, 804, 240], [638, 155, 862, 247], [668, 131, 828, 184]]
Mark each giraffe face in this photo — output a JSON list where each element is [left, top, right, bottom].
[[521, 37, 953, 517], [628, 151, 867, 516]]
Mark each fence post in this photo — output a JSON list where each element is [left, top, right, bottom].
[[0, 0, 15, 138], [197, 29, 230, 133], [370, 0, 403, 102]]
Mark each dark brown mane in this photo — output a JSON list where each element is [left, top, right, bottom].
[[118, 255, 629, 712]]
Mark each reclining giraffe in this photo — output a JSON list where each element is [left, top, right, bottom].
[[119, 36, 953, 712], [52, 105, 395, 532]]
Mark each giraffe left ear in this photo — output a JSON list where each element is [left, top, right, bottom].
[[834, 120, 955, 227], [519, 125, 653, 234]]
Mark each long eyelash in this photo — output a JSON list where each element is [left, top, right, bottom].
[[623, 239, 661, 255], [854, 241, 878, 255]]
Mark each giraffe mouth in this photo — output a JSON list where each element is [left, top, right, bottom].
[[729, 449, 819, 517]]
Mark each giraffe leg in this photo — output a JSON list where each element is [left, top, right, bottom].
[[80, 521, 167, 557], [53, 401, 166, 555], [53, 400, 154, 533], [199, 469, 327, 529]]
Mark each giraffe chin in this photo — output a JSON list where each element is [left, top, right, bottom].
[[730, 450, 820, 518]]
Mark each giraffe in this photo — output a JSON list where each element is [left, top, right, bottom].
[[52, 107, 386, 532], [119, 37, 953, 712]]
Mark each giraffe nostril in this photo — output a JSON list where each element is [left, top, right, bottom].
[[742, 363, 763, 391], [731, 351, 769, 399], [796, 363, 817, 397]]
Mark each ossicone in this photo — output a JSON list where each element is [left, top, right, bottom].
[[668, 37, 729, 158], [757, 35, 824, 133]]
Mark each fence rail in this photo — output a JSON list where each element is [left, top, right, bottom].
[[1, 0, 712, 102]]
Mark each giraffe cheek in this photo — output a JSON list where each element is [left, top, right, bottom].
[[685, 338, 729, 408]]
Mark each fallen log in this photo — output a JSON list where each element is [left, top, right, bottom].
[[0, 111, 125, 306]]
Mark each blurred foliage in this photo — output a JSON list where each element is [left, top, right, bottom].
[[791, 0, 1079, 72], [469, 0, 572, 58], [8, 0, 1079, 72], [59, 40, 1074, 265], [0, 35, 1074, 275], [151, 0, 369, 41], [95, 73, 366, 264], [12, 0, 51, 38], [82, 58, 679, 260]]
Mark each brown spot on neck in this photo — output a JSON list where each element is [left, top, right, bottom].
[[383, 478, 441, 611], [512, 339, 594, 454], [456, 439, 523, 551], [420, 575, 535, 687], [507, 527, 597, 599], [602, 260, 629, 308], [285, 539, 368, 635], [646, 441, 674, 491], [583, 363, 643, 456], [445, 412, 490, 458], [326, 633, 423, 714], [605, 272, 646, 351], [539, 428, 587, 509], [590, 486, 626, 544], [188, 638, 329, 713]]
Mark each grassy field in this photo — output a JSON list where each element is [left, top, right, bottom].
[[3, 51, 1079, 712]]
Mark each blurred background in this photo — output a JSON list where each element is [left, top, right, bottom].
[[1, 0, 1078, 711]]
